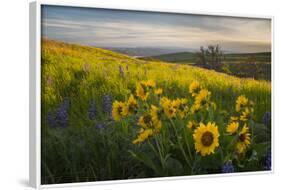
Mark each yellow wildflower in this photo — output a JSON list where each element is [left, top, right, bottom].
[[154, 88, 163, 95], [121, 104, 129, 116], [150, 105, 159, 122], [160, 97, 188, 119], [112, 101, 125, 121], [195, 89, 210, 104], [138, 114, 152, 128], [133, 129, 154, 144], [138, 112, 161, 130], [172, 98, 181, 108], [136, 83, 149, 101], [189, 81, 201, 97], [226, 122, 239, 134], [150, 105, 162, 131], [187, 121, 195, 129], [128, 94, 137, 107], [230, 116, 238, 122], [126, 94, 137, 114], [141, 80, 156, 88], [236, 125, 251, 153], [176, 98, 188, 118], [191, 103, 201, 113], [240, 108, 252, 121], [236, 95, 249, 112], [191, 89, 211, 112], [160, 97, 168, 104], [193, 122, 220, 156], [160, 98, 177, 119]]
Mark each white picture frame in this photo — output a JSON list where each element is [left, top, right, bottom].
[[29, 0, 274, 188]]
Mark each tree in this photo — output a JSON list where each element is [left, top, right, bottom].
[[196, 46, 206, 66], [196, 45, 224, 69]]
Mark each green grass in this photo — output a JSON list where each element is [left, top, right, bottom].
[[41, 39, 271, 184]]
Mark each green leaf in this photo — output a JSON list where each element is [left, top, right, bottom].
[[251, 142, 270, 159], [252, 123, 271, 143], [166, 157, 183, 176], [128, 150, 161, 175]]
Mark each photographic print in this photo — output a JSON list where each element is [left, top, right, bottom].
[[41, 5, 272, 185]]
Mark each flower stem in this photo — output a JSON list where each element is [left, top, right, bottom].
[[170, 119, 192, 169], [183, 127, 194, 162]]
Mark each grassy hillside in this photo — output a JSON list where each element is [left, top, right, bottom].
[[224, 52, 271, 63], [145, 51, 271, 64], [42, 40, 270, 120], [41, 39, 271, 184]]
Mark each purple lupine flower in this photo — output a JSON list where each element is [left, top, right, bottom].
[[47, 111, 56, 128], [55, 99, 70, 128], [103, 95, 112, 117], [88, 100, 97, 120], [47, 99, 70, 128], [126, 64, 129, 71], [264, 151, 271, 170], [119, 65, 124, 78], [47, 75, 52, 86], [222, 161, 235, 173], [262, 111, 271, 127]]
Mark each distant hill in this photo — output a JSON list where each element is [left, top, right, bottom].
[[145, 52, 197, 63], [142, 51, 271, 64], [104, 47, 196, 57]]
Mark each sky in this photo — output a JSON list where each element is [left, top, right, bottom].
[[41, 5, 271, 53]]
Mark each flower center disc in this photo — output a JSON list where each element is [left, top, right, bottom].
[[201, 131, 214, 146], [169, 109, 174, 114], [118, 106, 123, 114], [239, 134, 246, 142], [143, 114, 152, 124]]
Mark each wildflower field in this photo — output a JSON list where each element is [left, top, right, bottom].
[[41, 39, 271, 184]]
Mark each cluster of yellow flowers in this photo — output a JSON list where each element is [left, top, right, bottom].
[[160, 97, 188, 119], [187, 81, 220, 156], [112, 80, 254, 157], [226, 95, 254, 153], [112, 80, 163, 144], [112, 94, 138, 121], [189, 81, 214, 113], [133, 105, 162, 144], [135, 80, 161, 101]]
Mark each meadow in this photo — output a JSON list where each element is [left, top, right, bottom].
[[41, 39, 271, 184]]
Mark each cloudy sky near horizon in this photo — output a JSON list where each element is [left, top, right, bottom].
[[42, 5, 271, 53]]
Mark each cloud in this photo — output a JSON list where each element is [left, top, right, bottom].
[[41, 6, 271, 52]]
